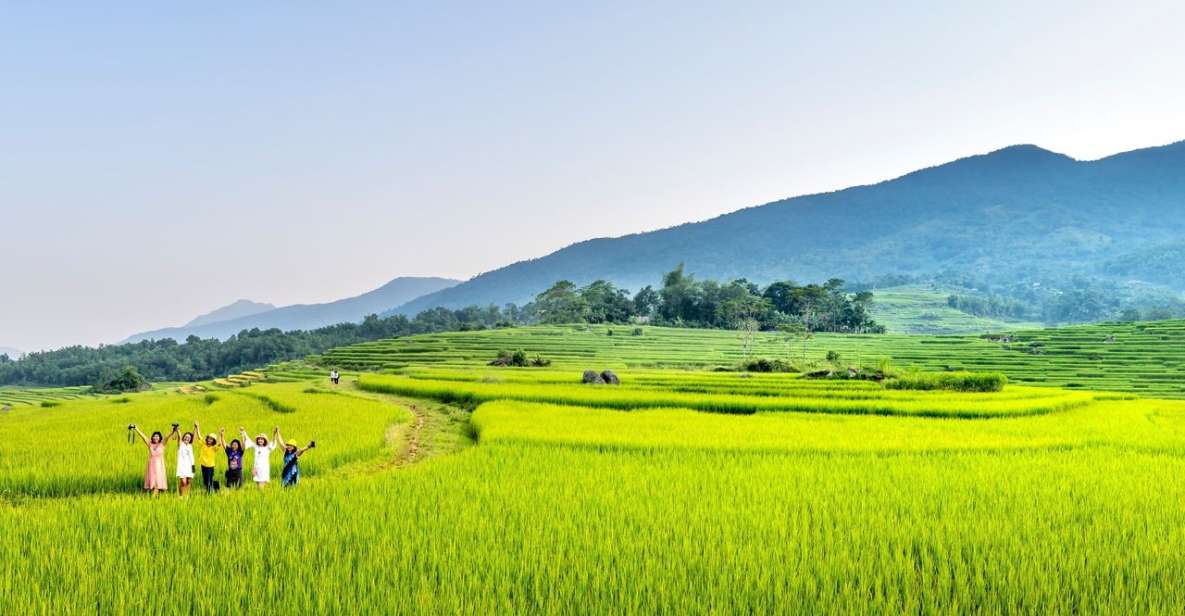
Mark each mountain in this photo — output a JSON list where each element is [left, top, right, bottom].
[[389, 140, 1185, 316], [183, 299, 276, 328], [0, 347, 21, 360], [125, 277, 459, 343]]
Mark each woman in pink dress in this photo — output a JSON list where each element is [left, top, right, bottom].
[[132, 424, 178, 495]]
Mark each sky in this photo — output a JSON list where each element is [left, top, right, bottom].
[[3, 1, 1185, 351]]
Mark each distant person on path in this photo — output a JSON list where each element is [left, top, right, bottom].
[[221, 428, 244, 489], [279, 434, 315, 487], [175, 427, 196, 496], [131, 424, 177, 496], [195, 421, 221, 492], [330, 369, 340, 386], [240, 426, 279, 488]]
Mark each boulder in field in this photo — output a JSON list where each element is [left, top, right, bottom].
[[582, 370, 605, 385], [600, 370, 620, 385]]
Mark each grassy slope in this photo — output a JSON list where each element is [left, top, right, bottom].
[[869, 284, 1044, 334]]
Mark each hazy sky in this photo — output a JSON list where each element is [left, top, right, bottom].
[[3, 1, 1184, 351]]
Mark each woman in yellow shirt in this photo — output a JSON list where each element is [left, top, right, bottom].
[[194, 421, 222, 493]]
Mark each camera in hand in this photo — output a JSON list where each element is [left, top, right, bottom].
[[127, 424, 135, 430], [309, 441, 316, 449], [171, 423, 180, 429]]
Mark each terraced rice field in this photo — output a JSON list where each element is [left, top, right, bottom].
[[0, 385, 100, 407], [6, 325, 1185, 612], [358, 369, 1099, 419], [321, 321, 1185, 398]]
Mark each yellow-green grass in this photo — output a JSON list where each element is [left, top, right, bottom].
[[7, 325, 1185, 612], [5, 396, 1185, 612], [0, 382, 408, 498], [321, 321, 1185, 398], [472, 398, 1185, 454], [357, 372, 1096, 418]]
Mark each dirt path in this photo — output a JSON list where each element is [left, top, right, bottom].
[[396, 403, 427, 466], [353, 387, 473, 474]]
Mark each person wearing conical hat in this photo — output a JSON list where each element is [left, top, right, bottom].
[[239, 426, 279, 488]]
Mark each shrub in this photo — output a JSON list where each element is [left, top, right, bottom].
[[885, 371, 1008, 393], [742, 358, 794, 373], [40, 401, 60, 408], [631, 328, 644, 336], [490, 350, 548, 368], [826, 351, 842, 364]]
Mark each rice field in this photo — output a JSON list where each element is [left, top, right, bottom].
[[0, 385, 100, 407], [321, 320, 1185, 398], [0, 382, 408, 498], [356, 370, 1098, 418], [5, 324, 1185, 612]]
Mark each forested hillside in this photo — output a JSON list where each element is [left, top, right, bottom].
[[392, 141, 1185, 318]]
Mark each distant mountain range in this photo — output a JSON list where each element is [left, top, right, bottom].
[[0, 347, 21, 360], [387, 140, 1185, 316], [183, 299, 276, 328], [125, 277, 459, 343]]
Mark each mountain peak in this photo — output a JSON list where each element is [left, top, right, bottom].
[[124, 276, 460, 343], [184, 299, 276, 328]]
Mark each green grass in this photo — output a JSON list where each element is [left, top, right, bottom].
[[869, 284, 1045, 334], [6, 325, 1185, 612], [0, 382, 408, 498], [0, 385, 100, 407], [357, 370, 1095, 418], [320, 321, 1185, 398], [5, 388, 1185, 611]]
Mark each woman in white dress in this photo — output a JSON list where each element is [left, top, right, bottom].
[[176, 429, 196, 496], [240, 426, 279, 487]]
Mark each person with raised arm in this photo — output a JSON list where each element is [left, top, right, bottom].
[[130, 423, 178, 496], [175, 426, 197, 497], [277, 428, 315, 487], [221, 427, 245, 489], [194, 421, 221, 493], [240, 425, 279, 488]]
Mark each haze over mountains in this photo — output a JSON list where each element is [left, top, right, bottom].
[[125, 277, 458, 343], [183, 300, 276, 328], [389, 140, 1185, 316], [120, 139, 1185, 343]]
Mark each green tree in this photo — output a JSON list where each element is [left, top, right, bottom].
[[535, 281, 590, 324]]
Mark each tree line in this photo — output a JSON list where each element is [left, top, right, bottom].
[[0, 266, 881, 387], [0, 306, 517, 388], [531, 265, 883, 333]]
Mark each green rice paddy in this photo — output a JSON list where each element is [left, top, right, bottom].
[[4, 322, 1185, 612], [322, 320, 1185, 398]]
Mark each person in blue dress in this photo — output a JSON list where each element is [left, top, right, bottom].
[[279, 435, 315, 487]]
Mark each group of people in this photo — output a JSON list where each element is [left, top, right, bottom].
[[130, 421, 314, 495]]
